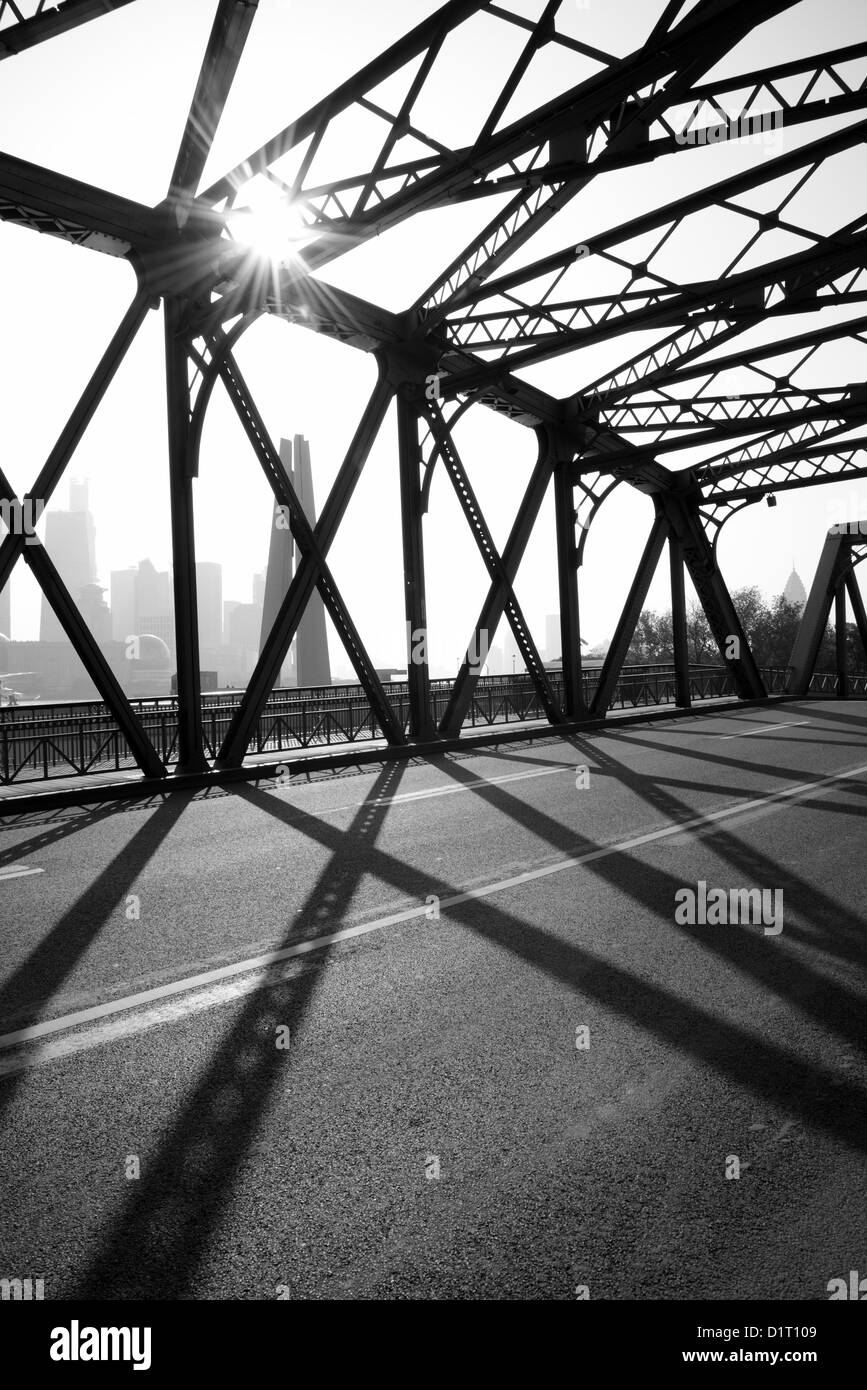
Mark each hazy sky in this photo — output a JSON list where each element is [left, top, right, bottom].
[[1, 0, 865, 676]]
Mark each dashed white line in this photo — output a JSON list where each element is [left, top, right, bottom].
[[716, 720, 810, 740], [280, 762, 577, 813], [0, 865, 44, 882]]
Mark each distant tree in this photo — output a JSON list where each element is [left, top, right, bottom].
[[817, 620, 867, 673], [627, 610, 654, 662], [730, 586, 765, 652], [724, 588, 807, 668], [759, 594, 803, 668], [850, 620, 867, 671], [628, 609, 673, 662], [686, 601, 716, 663], [620, 586, 867, 676], [656, 610, 673, 661]]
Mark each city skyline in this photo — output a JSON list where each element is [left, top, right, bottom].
[[0, 467, 824, 673]]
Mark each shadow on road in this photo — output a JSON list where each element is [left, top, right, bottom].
[[72, 733, 867, 1296], [77, 758, 409, 1298]]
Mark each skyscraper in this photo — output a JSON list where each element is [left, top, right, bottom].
[[110, 567, 137, 642], [783, 568, 807, 613], [40, 479, 97, 642], [111, 560, 176, 655], [260, 435, 331, 687], [79, 582, 111, 643], [135, 558, 174, 657], [230, 603, 262, 650], [196, 561, 223, 647], [135, 557, 172, 620], [223, 599, 240, 640]]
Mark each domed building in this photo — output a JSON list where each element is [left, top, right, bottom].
[[123, 632, 172, 697], [133, 633, 171, 666]]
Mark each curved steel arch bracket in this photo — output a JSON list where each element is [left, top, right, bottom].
[[418, 394, 476, 515], [574, 472, 622, 567], [187, 309, 265, 474]]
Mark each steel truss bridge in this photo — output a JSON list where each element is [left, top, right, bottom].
[[1, 0, 867, 791]]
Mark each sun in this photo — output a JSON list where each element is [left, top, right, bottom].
[[227, 177, 309, 264]]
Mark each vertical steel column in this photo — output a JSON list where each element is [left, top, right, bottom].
[[439, 438, 553, 736], [553, 458, 585, 719], [666, 494, 765, 700], [590, 512, 668, 717], [423, 403, 562, 727], [164, 299, 207, 773], [835, 583, 848, 698], [845, 568, 867, 662], [397, 391, 435, 740], [787, 530, 843, 696], [669, 532, 691, 709]]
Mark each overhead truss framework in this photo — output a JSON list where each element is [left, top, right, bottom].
[[1, 0, 866, 779]]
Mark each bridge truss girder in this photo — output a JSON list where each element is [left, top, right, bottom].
[[2, 0, 867, 783], [788, 529, 867, 695]]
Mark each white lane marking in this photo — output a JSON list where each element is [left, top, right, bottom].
[[0, 865, 44, 882], [0, 976, 280, 1074], [280, 762, 575, 813], [716, 720, 810, 740], [2, 755, 866, 1073]]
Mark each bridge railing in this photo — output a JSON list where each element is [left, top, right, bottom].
[[0, 664, 840, 787], [804, 670, 867, 695]]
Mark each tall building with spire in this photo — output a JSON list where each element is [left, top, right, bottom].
[[783, 567, 807, 613], [260, 435, 331, 687]]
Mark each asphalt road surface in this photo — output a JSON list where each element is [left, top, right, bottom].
[[0, 698, 865, 1300]]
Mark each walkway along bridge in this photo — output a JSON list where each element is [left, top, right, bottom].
[[1, 663, 855, 787]]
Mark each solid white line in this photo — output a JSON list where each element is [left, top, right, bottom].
[[717, 720, 810, 740], [0, 866, 44, 881], [1, 755, 865, 1070]]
